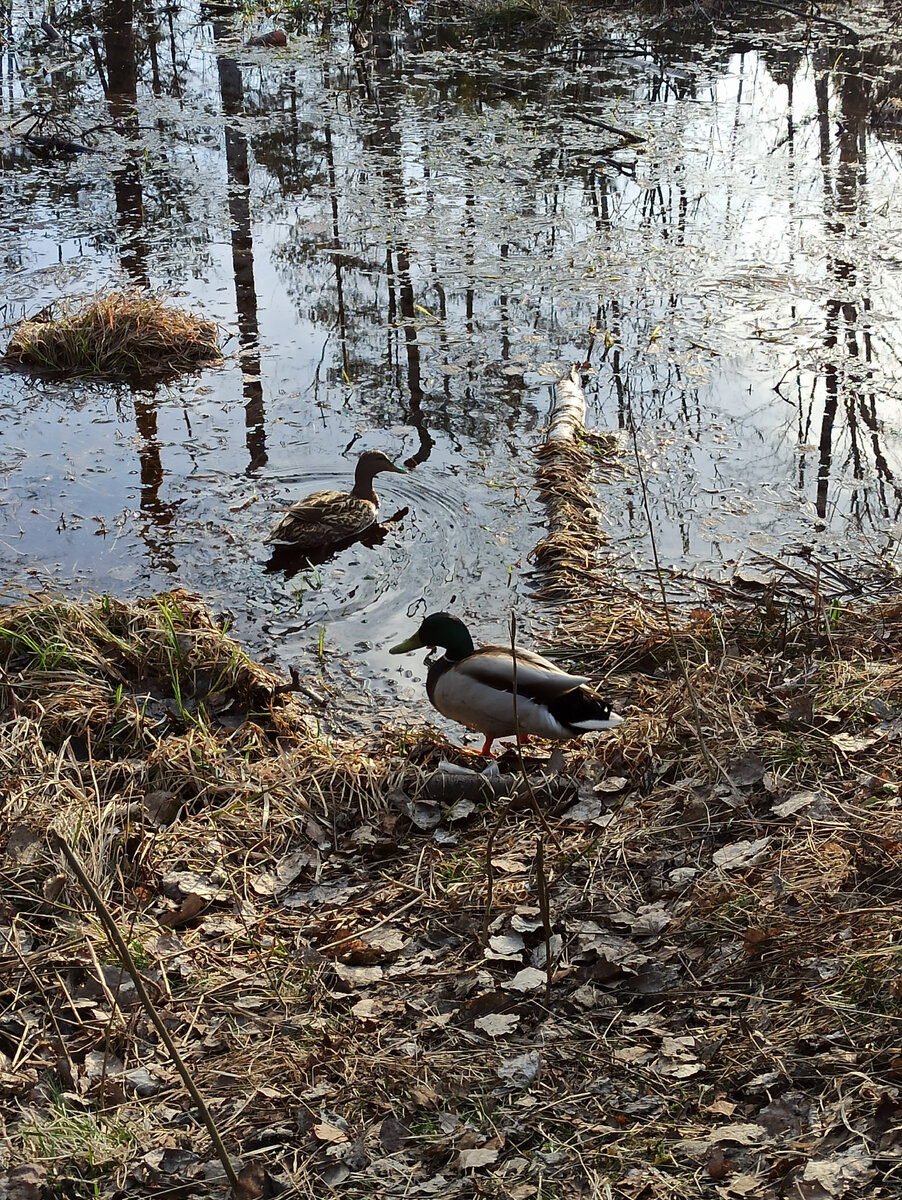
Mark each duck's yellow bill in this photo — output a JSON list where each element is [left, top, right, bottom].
[[389, 632, 423, 654]]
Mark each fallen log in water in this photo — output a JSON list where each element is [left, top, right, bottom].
[[529, 365, 618, 602]]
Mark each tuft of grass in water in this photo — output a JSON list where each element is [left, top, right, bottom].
[[2, 291, 221, 382]]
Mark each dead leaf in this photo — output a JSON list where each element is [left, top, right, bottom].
[[474, 1013, 520, 1037], [250, 848, 318, 895], [142, 790, 181, 825], [233, 1161, 266, 1200], [6, 825, 43, 864], [830, 732, 877, 755], [594, 775, 628, 793], [772, 790, 821, 817], [728, 753, 765, 787], [351, 997, 384, 1021], [446, 797, 477, 822], [458, 1147, 500, 1170], [510, 912, 543, 933], [506, 967, 546, 992], [562, 797, 603, 821], [362, 926, 406, 956], [711, 1123, 767, 1145], [706, 1147, 734, 1179], [124, 1067, 169, 1097], [488, 932, 526, 958], [799, 1147, 874, 1193], [720, 1173, 761, 1196], [491, 856, 528, 873], [497, 1050, 541, 1087], [5, 1163, 47, 1200], [379, 1115, 409, 1153], [713, 838, 771, 871], [160, 870, 229, 900], [313, 1122, 349, 1144], [159, 892, 208, 928], [614, 1045, 653, 1065], [83, 1049, 125, 1081], [753, 1099, 810, 1132], [706, 1099, 737, 1117], [530, 934, 563, 968], [630, 904, 672, 937], [333, 963, 383, 987]]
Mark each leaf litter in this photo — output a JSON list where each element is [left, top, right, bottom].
[[2, 587, 902, 1196]]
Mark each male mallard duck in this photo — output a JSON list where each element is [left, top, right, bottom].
[[390, 611, 622, 755], [265, 450, 405, 550]]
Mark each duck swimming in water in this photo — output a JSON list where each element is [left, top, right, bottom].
[[390, 611, 622, 756], [265, 451, 405, 550]]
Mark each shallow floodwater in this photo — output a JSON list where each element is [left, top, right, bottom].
[[2, 2, 902, 732]]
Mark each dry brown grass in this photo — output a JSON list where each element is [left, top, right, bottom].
[[3, 586, 902, 1197], [2, 291, 221, 381]]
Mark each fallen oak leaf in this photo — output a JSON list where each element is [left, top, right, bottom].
[[475, 1013, 520, 1037], [505, 967, 545, 992], [713, 838, 771, 871], [458, 1148, 500, 1171], [313, 1122, 349, 1144], [159, 892, 208, 928], [233, 1161, 266, 1200]]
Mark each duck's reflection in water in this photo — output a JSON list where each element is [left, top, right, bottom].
[[263, 507, 409, 578]]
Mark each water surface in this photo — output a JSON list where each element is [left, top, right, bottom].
[[2, 1, 901, 732]]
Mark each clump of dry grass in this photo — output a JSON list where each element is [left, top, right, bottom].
[[2, 291, 221, 381], [0, 590, 405, 825]]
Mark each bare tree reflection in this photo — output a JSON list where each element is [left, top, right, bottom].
[[103, 0, 177, 572], [812, 50, 902, 527], [210, 7, 267, 474], [354, 22, 437, 469]]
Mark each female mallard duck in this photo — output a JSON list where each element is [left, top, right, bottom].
[[390, 612, 622, 755], [265, 450, 405, 550]]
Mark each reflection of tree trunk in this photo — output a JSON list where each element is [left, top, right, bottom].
[[465, 192, 475, 331], [0, 5, 13, 89], [137, 0, 163, 96], [362, 21, 435, 468], [211, 14, 267, 473], [104, 0, 148, 287], [811, 54, 890, 522], [102, 0, 176, 570], [324, 122, 350, 378], [391, 241, 435, 467]]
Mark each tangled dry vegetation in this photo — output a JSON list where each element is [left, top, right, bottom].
[[2, 292, 221, 383], [2, 585, 902, 1199]]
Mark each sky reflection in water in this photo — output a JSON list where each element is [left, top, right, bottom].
[[1, 2, 901, 723]]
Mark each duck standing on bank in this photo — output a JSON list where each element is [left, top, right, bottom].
[[390, 611, 622, 756], [265, 451, 405, 550]]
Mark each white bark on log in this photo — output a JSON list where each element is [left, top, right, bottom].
[[530, 365, 615, 600], [545, 364, 587, 443]]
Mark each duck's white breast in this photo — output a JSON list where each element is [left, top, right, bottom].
[[431, 670, 570, 739]]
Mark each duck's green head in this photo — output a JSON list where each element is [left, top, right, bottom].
[[389, 612, 475, 660]]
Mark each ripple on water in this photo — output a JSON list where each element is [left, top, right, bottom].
[[174, 457, 530, 701]]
